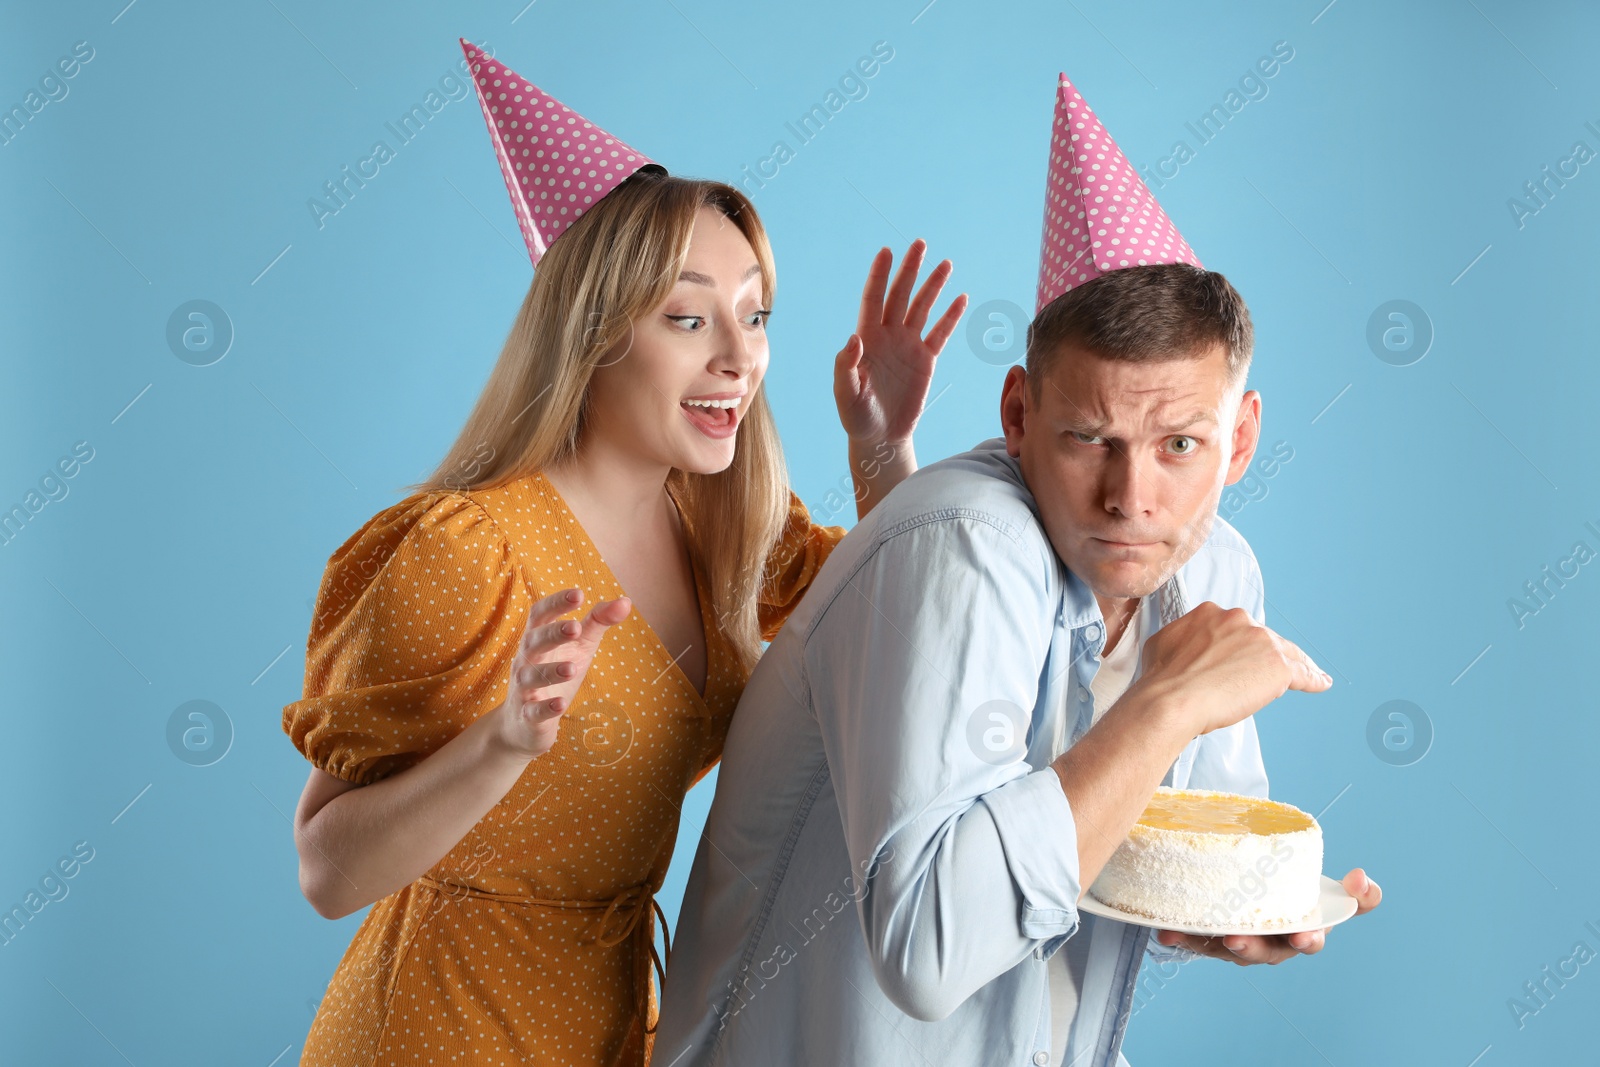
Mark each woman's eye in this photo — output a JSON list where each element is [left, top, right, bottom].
[[666, 315, 705, 331], [1168, 435, 1197, 454], [1070, 431, 1104, 445], [746, 309, 771, 328]]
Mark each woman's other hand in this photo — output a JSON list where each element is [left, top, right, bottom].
[[497, 587, 632, 758]]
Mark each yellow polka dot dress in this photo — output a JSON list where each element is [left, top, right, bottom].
[[282, 470, 845, 1066]]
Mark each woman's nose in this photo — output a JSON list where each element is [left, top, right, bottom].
[[710, 310, 760, 376]]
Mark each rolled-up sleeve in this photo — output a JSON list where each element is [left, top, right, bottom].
[[980, 764, 1082, 940], [805, 512, 1080, 1021]]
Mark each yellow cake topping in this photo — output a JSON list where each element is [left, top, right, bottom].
[[1137, 790, 1314, 835]]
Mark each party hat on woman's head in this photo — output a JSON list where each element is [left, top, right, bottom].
[[1035, 72, 1201, 313], [461, 39, 664, 269]]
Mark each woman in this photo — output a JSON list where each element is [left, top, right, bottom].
[[281, 42, 966, 1067]]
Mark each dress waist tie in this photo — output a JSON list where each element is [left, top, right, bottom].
[[417, 876, 670, 1035], [595, 884, 671, 1035]]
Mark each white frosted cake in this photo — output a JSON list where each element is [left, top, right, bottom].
[[1088, 787, 1323, 929]]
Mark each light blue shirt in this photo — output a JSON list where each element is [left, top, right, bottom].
[[657, 437, 1271, 1067]]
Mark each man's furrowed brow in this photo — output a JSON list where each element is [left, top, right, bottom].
[[1062, 415, 1110, 435], [1157, 410, 1219, 433], [1062, 409, 1217, 436]]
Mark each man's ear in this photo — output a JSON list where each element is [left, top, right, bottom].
[[1223, 388, 1262, 485], [1000, 365, 1029, 457]]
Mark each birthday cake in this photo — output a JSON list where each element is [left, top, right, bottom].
[[1087, 787, 1323, 929]]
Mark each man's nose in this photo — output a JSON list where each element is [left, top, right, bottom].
[[1102, 449, 1153, 518]]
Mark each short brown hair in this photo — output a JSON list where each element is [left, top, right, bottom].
[[1024, 263, 1253, 396]]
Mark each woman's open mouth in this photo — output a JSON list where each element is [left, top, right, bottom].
[[680, 396, 741, 440]]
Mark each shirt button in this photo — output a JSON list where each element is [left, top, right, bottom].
[[1034, 1052, 1050, 1065], [1085, 623, 1102, 642]]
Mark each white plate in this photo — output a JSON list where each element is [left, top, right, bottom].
[[1078, 875, 1359, 937]]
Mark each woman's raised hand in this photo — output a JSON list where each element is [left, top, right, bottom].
[[834, 238, 968, 446], [496, 587, 632, 759]]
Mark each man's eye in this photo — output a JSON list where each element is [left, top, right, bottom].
[[1070, 431, 1104, 445], [1168, 435, 1197, 454], [666, 315, 705, 331]]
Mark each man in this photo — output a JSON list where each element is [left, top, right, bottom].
[[655, 75, 1381, 1066]]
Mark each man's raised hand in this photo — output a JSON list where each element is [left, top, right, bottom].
[[1132, 600, 1332, 738]]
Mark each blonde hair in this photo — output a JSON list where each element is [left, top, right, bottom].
[[412, 172, 789, 674]]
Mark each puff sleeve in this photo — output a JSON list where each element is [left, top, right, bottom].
[[756, 489, 848, 642], [282, 492, 530, 786]]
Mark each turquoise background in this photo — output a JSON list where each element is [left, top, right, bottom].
[[2, 0, 1595, 1063]]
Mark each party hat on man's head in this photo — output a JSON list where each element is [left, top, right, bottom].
[[1035, 72, 1201, 313], [461, 39, 664, 269]]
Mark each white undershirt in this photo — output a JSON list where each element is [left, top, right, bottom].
[[1048, 601, 1143, 1064], [1088, 604, 1142, 726]]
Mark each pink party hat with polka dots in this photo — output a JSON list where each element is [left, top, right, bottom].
[[461, 39, 664, 269], [1035, 72, 1201, 313]]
